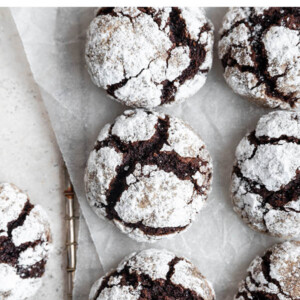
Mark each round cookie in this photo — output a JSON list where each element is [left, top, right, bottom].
[[0, 183, 52, 300], [85, 109, 213, 242], [89, 248, 215, 300], [231, 111, 300, 238], [218, 7, 300, 109], [234, 241, 300, 300], [85, 7, 214, 108]]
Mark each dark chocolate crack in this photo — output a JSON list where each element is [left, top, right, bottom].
[[92, 255, 207, 300], [96, 7, 118, 17], [220, 7, 300, 107], [7, 200, 33, 237], [17, 258, 46, 279], [93, 114, 211, 237], [247, 130, 300, 160], [159, 7, 211, 105], [260, 251, 286, 297], [248, 131, 300, 146], [95, 7, 211, 105], [235, 251, 289, 300], [236, 289, 280, 300], [0, 200, 48, 279]]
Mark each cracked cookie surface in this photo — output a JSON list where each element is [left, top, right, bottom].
[[0, 183, 52, 300], [231, 111, 300, 238], [234, 241, 300, 300], [219, 7, 300, 109], [85, 7, 214, 108], [84, 109, 212, 242], [89, 248, 215, 300]]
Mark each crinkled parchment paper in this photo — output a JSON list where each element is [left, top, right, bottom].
[[11, 7, 281, 299]]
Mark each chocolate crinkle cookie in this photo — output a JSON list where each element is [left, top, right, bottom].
[[0, 183, 51, 300], [235, 241, 300, 300], [231, 111, 300, 238], [219, 7, 300, 109], [85, 7, 214, 108], [89, 249, 215, 300], [85, 109, 212, 242]]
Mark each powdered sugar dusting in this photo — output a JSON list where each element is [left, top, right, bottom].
[[12, 206, 51, 247], [85, 7, 214, 108], [161, 115, 206, 158], [0, 183, 27, 236], [89, 249, 215, 300], [240, 143, 300, 191], [234, 241, 300, 299], [18, 244, 49, 267], [88, 11, 169, 86], [220, 7, 250, 32], [166, 46, 190, 81], [0, 264, 42, 300], [263, 26, 300, 78], [112, 110, 158, 143], [253, 7, 269, 15], [175, 73, 207, 101], [85, 147, 123, 209], [256, 111, 300, 139], [219, 24, 254, 67], [96, 123, 110, 142], [224, 67, 262, 97], [171, 259, 215, 299], [231, 111, 300, 238], [115, 165, 196, 230], [0, 183, 51, 300], [179, 7, 206, 40], [126, 249, 174, 280], [264, 210, 300, 238], [219, 7, 300, 109], [85, 109, 212, 242]]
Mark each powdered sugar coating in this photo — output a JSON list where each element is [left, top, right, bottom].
[[0, 265, 42, 300], [0, 184, 27, 237], [240, 143, 300, 192], [0, 183, 51, 300], [231, 111, 300, 238], [256, 110, 300, 139], [111, 109, 158, 143], [161, 117, 207, 158], [115, 165, 202, 228], [234, 241, 300, 299], [85, 109, 212, 242], [89, 249, 215, 300], [219, 7, 300, 109], [85, 7, 214, 108]]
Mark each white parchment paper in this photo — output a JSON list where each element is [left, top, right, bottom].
[[11, 7, 282, 299]]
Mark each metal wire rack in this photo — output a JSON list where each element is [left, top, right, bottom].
[[64, 168, 78, 300]]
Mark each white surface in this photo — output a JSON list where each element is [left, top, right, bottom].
[[0, 8, 66, 299], [10, 7, 285, 300]]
